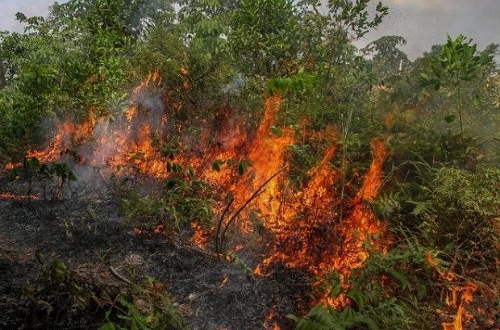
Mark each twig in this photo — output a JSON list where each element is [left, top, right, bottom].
[[109, 265, 133, 286], [0, 246, 16, 262], [215, 197, 235, 257], [218, 168, 286, 255], [188, 288, 217, 301]]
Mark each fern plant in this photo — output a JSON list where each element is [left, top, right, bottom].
[[292, 231, 446, 330]]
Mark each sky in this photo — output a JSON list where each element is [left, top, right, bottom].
[[0, 0, 499, 59], [359, 0, 500, 59]]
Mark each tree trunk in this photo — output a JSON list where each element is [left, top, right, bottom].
[[0, 46, 6, 89]]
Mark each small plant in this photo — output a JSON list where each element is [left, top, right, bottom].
[[225, 252, 255, 282], [420, 34, 494, 135], [121, 162, 214, 231], [22, 157, 42, 199], [23, 256, 185, 330], [100, 277, 185, 330], [419, 166, 500, 276], [212, 158, 252, 175], [9, 157, 78, 201], [40, 161, 78, 200], [162, 168, 214, 229], [122, 193, 166, 223], [23, 257, 106, 327]]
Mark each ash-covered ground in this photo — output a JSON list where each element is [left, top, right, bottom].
[[0, 171, 309, 330]]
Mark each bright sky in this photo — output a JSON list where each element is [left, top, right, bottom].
[[0, 0, 499, 59], [0, 0, 66, 32], [360, 0, 500, 59]]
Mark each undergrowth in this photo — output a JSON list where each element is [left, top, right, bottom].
[[23, 257, 184, 330], [292, 232, 453, 330], [120, 162, 214, 231]]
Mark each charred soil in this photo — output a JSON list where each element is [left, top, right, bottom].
[[0, 174, 308, 330]]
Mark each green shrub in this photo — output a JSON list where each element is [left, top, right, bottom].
[[121, 164, 214, 230], [420, 166, 499, 276], [100, 276, 185, 330], [292, 233, 448, 330]]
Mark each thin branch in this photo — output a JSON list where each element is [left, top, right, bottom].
[[109, 265, 133, 286], [215, 196, 234, 257], [219, 168, 286, 254]]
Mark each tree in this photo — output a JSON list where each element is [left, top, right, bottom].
[[0, 45, 5, 89], [420, 34, 494, 135], [293, 0, 388, 124], [53, 0, 175, 42], [0, 0, 174, 157], [229, 0, 301, 77], [363, 35, 409, 79]]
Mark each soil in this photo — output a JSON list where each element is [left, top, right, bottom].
[[0, 171, 309, 330], [2, 168, 498, 330]]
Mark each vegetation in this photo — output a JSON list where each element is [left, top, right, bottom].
[[1, 0, 498, 329], [24, 257, 184, 329]]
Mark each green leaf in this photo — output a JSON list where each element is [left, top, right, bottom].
[[444, 115, 456, 123], [51, 260, 67, 282], [385, 268, 410, 290], [410, 202, 429, 216], [212, 159, 224, 172], [98, 322, 116, 330]]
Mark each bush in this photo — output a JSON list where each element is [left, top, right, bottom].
[[292, 234, 444, 330], [420, 166, 499, 276], [121, 164, 214, 231]]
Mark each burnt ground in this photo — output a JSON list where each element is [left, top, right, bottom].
[[0, 171, 309, 330]]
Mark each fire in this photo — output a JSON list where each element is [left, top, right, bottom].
[[239, 94, 295, 228], [441, 282, 478, 330], [26, 121, 76, 163], [426, 253, 478, 330], [202, 93, 295, 234], [0, 192, 40, 200], [21, 69, 168, 179], [357, 139, 387, 201], [96, 71, 168, 178], [3, 162, 18, 172], [249, 135, 389, 309], [190, 222, 211, 248], [22, 70, 393, 317], [263, 306, 281, 330]]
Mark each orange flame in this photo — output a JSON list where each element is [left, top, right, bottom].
[[0, 192, 40, 200], [426, 253, 478, 330], [250, 134, 387, 307], [3, 162, 18, 172], [24, 71, 393, 313], [26, 121, 76, 163], [441, 282, 478, 330], [250, 135, 389, 308], [357, 139, 388, 202], [203, 93, 295, 234], [263, 306, 281, 330], [190, 222, 211, 248]]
